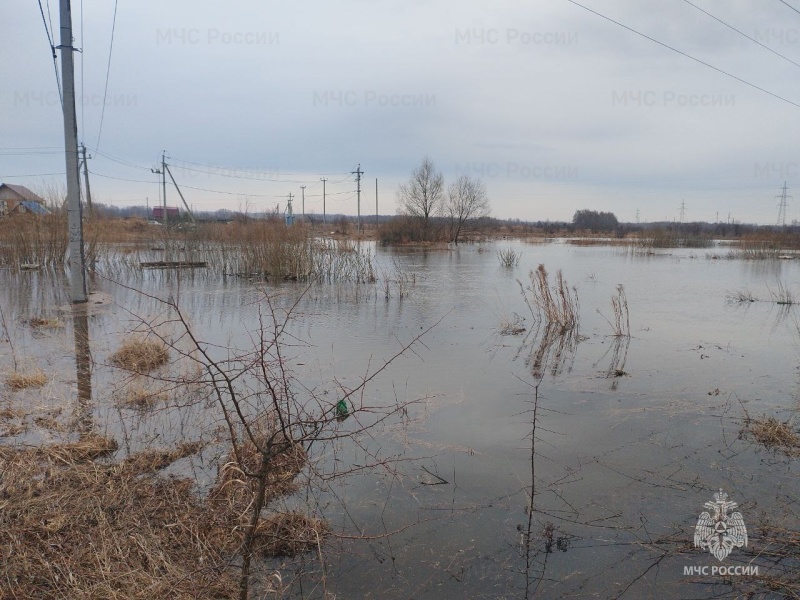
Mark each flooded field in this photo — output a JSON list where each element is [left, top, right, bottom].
[[1, 238, 799, 598]]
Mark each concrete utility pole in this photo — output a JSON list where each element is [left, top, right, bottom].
[[161, 151, 167, 226], [321, 177, 327, 225], [151, 152, 168, 225], [351, 164, 363, 234], [300, 185, 305, 217], [59, 0, 87, 303], [164, 163, 195, 222], [776, 181, 791, 226], [286, 192, 294, 225], [80, 144, 93, 217]]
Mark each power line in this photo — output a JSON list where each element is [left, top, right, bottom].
[[95, 0, 119, 151], [169, 156, 349, 178], [683, 0, 800, 70], [36, 0, 62, 104], [566, 0, 800, 110], [778, 0, 800, 17], [0, 172, 66, 178]]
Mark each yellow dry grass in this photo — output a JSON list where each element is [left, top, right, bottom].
[[116, 384, 166, 410], [743, 415, 800, 456], [26, 316, 63, 329], [110, 338, 169, 373], [5, 370, 47, 390], [254, 512, 329, 557]]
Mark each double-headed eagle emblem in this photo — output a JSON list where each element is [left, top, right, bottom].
[[694, 489, 748, 561]]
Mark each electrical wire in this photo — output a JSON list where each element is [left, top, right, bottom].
[[0, 172, 66, 178], [169, 156, 349, 177], [36, 0, 62, 105], [566, 0, 800, 109], [95, 0, 119, 151], [683, 0, 800, 69], [778, 0, 800, 17]]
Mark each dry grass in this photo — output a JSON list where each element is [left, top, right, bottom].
[[209, 432, 308, 511], [254, 512, 329, 557], [0, 426, 318, 599], [0, 440, 239, 599], [110, 338, 169, 372], [497, 247, 522, 267], [519, 264, 580, 332], [5, 370, 47, 390], [770, 281, 796, 305], [116, 384, 166, 410], [742, 415, 800, 456], [727, 288, 758, 303], [26, 316, 63, 329]]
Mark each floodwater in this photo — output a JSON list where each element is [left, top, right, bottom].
[[1, 239, 798, 598]]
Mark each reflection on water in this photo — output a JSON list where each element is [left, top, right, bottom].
[[1, 240, 799, 598], [72, 306, 92, 433]]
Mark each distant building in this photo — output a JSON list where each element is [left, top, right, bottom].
[[152, 206, 180, 221], [0, 183, 51, 216]]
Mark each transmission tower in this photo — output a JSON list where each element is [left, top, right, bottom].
[[776, 181, 791, 226], [679, 200, 686, 223]]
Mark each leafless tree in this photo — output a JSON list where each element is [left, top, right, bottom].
[[446, 175, 490, 245], [396, 157, 444, 227]]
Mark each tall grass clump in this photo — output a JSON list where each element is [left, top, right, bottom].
[[200, 220, 375, 283], [519, 264, 580, 332], [497, 247, 522, 268], [598, 284, 630, 337], [110, 338, 169, 373], [0, 213, 69, 268], [769, 281, 796, 305]]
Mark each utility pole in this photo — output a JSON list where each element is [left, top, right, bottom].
[[286, 192, 294, 225], [300, 185, 305, 217], [164, 163, 195, 222], [58, 0, 87, 303], [80, 144, 93, 218], [679, 200, 686, 223], [776, 181, 791, 226], [161, 151, 167, 226], [321, 177, 327, 225], [151, 152, 168, 225], [351, 164, 363, 234]]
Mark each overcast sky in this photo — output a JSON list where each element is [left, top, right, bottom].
[[3, 0, 800, 223]]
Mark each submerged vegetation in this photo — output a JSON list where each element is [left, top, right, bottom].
[[110, 338, 170, 373], [519, 264, 580, 333], [497, 247, 522, 268]]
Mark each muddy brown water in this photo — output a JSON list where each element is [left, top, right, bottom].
[[0, 239, 798, 598]]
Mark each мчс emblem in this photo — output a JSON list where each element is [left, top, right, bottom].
[[694, 488, 748, 561]]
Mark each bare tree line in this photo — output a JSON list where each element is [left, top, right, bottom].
[[396, 156, 490, 244]]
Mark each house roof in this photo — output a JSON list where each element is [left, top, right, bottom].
[[0, 183, 47, 204], [19, 201, 51, 215]]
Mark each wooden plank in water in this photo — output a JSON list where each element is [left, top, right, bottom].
[[140, 261, 207, 269]]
